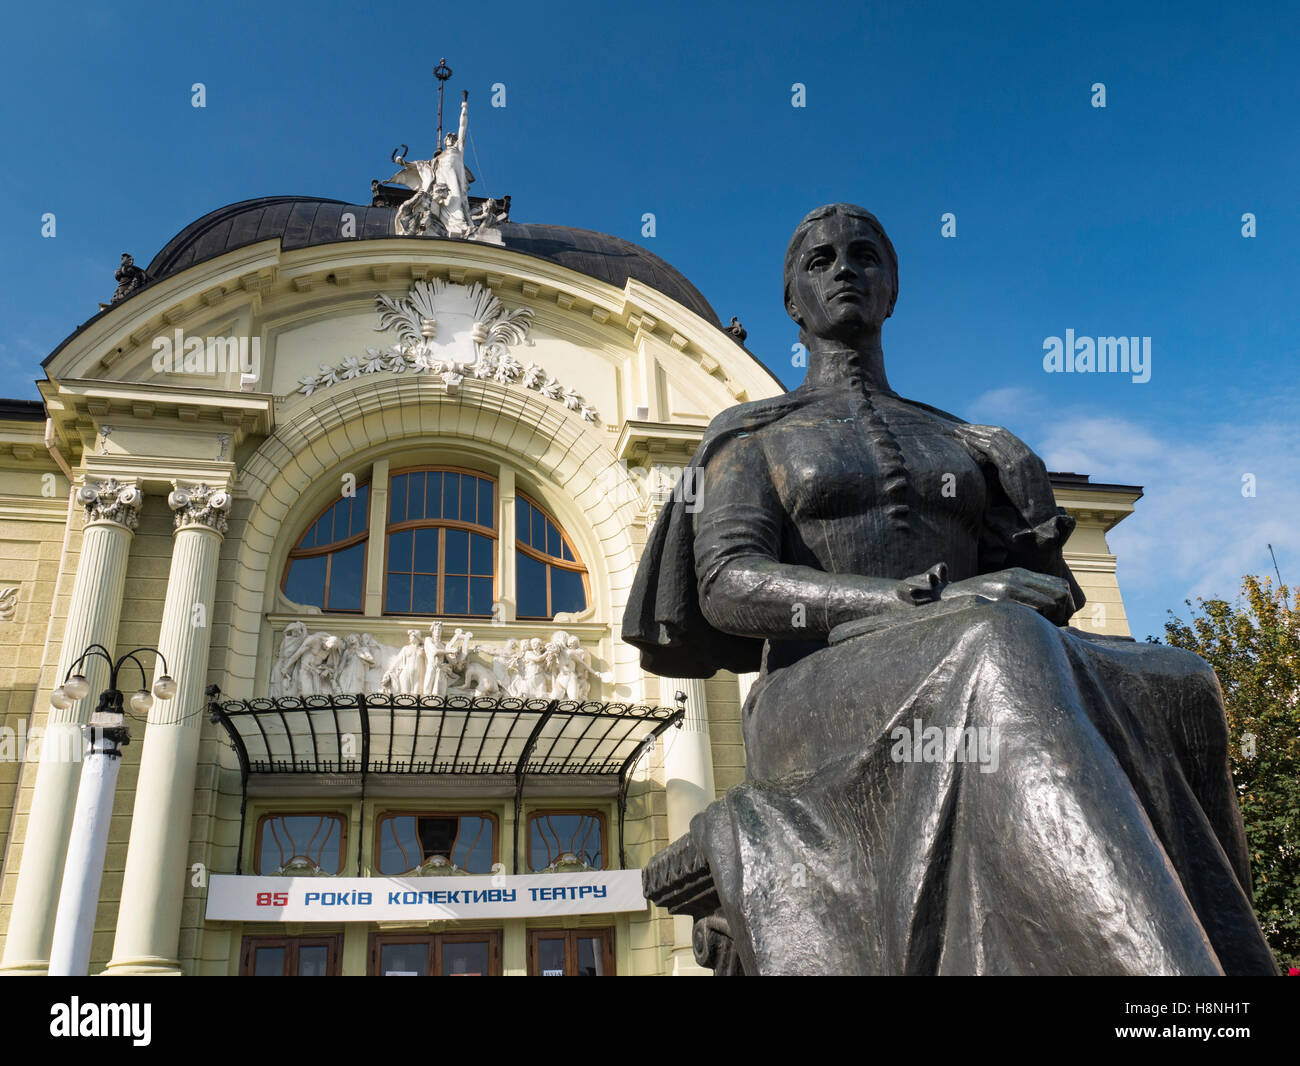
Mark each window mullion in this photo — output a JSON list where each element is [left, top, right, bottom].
[[436, 528, 446, 615], [498, 467, 516, 622], [364, 459, 389, 615]]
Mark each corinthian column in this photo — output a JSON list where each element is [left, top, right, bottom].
[[0, 479, 142, 975], [105, 481, 229, 975], [658, 675, 715, 976]]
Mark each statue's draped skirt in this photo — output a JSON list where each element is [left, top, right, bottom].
[[693, 599, 1278, 975]]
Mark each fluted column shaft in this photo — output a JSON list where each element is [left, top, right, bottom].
[[659, 675, 715, 975], [1, 480, 140, 975], [106, 482, 228, 975]]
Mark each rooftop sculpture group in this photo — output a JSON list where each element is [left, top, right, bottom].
[[383, 79, 510, 244]]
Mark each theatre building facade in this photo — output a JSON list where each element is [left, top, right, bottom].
[[0, 182, 1143, 976]]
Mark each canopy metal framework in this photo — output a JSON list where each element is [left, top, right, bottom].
[[207, 687, 684, 875]]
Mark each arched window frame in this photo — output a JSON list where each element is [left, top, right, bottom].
[[277, 461, 600, 622], [515, 490, 591, 620], [281, 481, 371, 613], [383, 465, 498, 618]]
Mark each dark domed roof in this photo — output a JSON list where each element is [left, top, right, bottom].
[[143, 196, 721, 326]]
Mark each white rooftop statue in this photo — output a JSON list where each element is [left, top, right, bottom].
[[386, 90, 510, 243]]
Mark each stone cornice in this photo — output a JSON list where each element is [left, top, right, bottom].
[[43, 239, 782, 414], [39, 378, 273, 465], [80, 455, 237, 496], [0, 494, 67, 523], [1053, 487, 1140, 533], [615, 419, 707, 465]]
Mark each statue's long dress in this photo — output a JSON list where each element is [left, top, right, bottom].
[[625, 383, 1278, 976]]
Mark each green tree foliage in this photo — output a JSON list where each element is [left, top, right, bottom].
[[1160, 575, 1299, 970]]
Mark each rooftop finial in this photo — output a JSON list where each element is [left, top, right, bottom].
[[434, 58, 453, 152]]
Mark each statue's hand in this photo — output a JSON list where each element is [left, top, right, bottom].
[[941, 567, 1074, 625], [896, 562, 949, 605]]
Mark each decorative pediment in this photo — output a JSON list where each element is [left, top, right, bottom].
[[293, 279, 600, 422]]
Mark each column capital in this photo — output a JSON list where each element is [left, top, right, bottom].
[[167, 480, 231, 535], [75, 477, 143, 532]]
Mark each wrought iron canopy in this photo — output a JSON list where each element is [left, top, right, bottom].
[[207, 689, 684, 874]]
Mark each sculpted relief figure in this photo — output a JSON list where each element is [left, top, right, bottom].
[[519, 637, 551, 698], [270, 621, 307, 699], [383, 630, 425, 696], [548, 631, 614, 700], [272, 625, 609, 701], [489, 638, 521, 695], [625, 204, 1279, 976], [281, 632, 342, 698], [336, 633, 378, 694], [422, 622, 457, 696]]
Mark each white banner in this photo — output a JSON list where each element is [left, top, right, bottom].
[[205, 871, 646, 922]]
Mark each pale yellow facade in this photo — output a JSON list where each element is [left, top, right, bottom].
[[0, 221, 1141, 976]]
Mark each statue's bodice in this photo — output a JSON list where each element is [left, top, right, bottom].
[[704, 388, 988, 584]]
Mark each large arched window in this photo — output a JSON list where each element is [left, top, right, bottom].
[[516, 492, 589, 619], [282, 484, 370, 612], [385, 468, 496, 617]]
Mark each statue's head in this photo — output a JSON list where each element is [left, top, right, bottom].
[[783, 204, 898, 341], [445, 132, 458, 148], [408, 629, 421, 643]]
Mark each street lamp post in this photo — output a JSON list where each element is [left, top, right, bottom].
[[47, 644, 175, 977]]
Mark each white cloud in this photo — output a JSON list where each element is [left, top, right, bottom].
[[1041, 412, 1300, 632], [968, 386, 1039, 425], [965, 388, 1300, 635]]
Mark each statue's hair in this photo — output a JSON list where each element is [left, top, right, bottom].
[[783, 203, 899, 322]]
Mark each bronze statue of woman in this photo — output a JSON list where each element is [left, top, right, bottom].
[[625, 203, 1278, 975]]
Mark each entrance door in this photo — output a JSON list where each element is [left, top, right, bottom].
[[369, 931, 502, 976], [241, 935, 343, 976], [526, 928, 615, 976]]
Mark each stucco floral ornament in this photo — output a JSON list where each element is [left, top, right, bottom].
[[295, 279, 600, 422]]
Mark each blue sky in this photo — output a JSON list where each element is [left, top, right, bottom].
[[2, 0, 1297, 639]]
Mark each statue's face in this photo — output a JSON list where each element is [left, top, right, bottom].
[[787, 215, 894, 340]]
